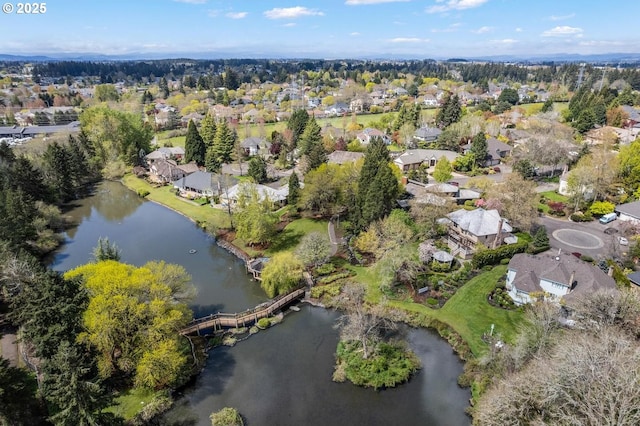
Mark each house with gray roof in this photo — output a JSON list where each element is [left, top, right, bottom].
[[445, 208, 514, 258], [414, 126, 442, 143], [173, 171, 238, 197], [506, 252, 616, 306], [145, 147, 185, 163], [393, 149, 459, 172], [615, 200, 640, 225], [240, 137, 271, 156], [356, 128, 391, 145], [327, 150, 365, 165], [463, 137, 512, 167]]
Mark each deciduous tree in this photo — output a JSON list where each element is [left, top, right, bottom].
[[260, 252, 303, 297], [296, 232, 332, 268]]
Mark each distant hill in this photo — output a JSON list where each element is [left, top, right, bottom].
[[1, 51, 640, 64]]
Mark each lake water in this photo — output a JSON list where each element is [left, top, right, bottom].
[[51, 180, 471, 426]]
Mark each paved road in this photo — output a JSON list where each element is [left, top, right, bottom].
[[328, 219, 340, 256], [541, 215, 628, 260]]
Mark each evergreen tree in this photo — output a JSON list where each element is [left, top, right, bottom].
[[353, 137, 399, 230], [540, 98, 554, 113], [287, 109, 309, 146], [11, 156, 51, 203], [184, 119, 206, 166], [210, 120, 236, 164], [436, 92, 461, 128], [513, 158, 536, 179], [247, 156, 268, 184], [288, 172, 300, 205], [204, 147, 221, 173], [43, 141, 75, 203], [92, 237, 121, 262], [299, 117, 322, 156], [159, 77, 170, 98], [200, 113, 217, 147], [532, 225, 550, 249], [470, 132, 488, 167]]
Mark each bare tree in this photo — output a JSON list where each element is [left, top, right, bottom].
[[333, 283, 395, 359]]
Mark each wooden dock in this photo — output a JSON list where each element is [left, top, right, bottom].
[[180, 287, 306, 336]]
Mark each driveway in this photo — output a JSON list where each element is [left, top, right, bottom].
[[541, 215, 628, 260]]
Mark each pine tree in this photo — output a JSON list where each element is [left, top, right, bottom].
[[248, 156, 268, 184], [200, 113, 217, 147], [159, 77, 170, 99], [288, 172, 300, 205], [436, 92, 461, 128], [287, 109, 309, 146], [43, 141, 74, 202], [210, 120, 235, 164], [353, 137, 399, 230], [470, 132, 488, 167], [184, 120, 206, 166]]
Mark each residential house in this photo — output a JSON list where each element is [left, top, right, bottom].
[[423, 95, 439, 107], [221, 182, 289, 208], [240, 137, 271, 157], [324, 102, 349, 117], [327, 150, 365, 165], [393, 149, 458, 173], [463, 137, 512, 167], [149, 159, 187, 184], [445, 208, 515, 258], [242, 108, 260, 123], [145, 147, 185, 163], [356, 128, 391, 146], [505, 252, 616, 306], [173, 170, 219, 197], [622, 105, 640, 129], [405, 180, 481, 206], [615, 200, 640, 225], [413, 126, 442, 143], [180, 113, 204, 127]]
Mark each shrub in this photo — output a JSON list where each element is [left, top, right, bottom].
[[499, 257, 510, 265], [580, 255, 594, 263], [315, 263, 336, 276], [471, 241, 529, 269], [310, 282, 342, 298], [210, 407, 243, 426], [547, 201, 566, 216], [589, 200, 615, 216], [426, 297, 439, 306], [333, 341, 421, 390], [257, 318, 271, 329], [570, 212, 593, 222], [318, 271, 353, 285], [137, 189, 150, 198], [130, 393, 172, 425]]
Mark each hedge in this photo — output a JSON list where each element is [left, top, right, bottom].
[[471, 241, 529, 269]]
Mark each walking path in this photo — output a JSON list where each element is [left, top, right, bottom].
[[328, 219, 340, 256]]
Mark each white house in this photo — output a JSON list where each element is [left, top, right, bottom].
[[506, 252, 616, 306], [356, 128, 391, 145], [615, 200, 640, 225]]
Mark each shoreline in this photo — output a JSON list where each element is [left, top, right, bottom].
[[118, 176, 476, 403]]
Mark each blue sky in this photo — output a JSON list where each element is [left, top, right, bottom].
[[1, 0, 638, 58]]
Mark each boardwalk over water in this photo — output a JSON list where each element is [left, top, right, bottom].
[[180, 287, 306, 336]]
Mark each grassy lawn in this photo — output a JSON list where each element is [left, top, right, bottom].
[[106, 388, 160, 421], [538, 190, 569, 214], [121, 174, 230, 230], [348, 262, 523, 356], [436, 265, 523, 355], [232, 217, 329, 257]]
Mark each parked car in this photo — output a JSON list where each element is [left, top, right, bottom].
[[599, 213, 617, 224], [619, 236, 629, 246]]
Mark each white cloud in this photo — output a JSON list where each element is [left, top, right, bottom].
[[490, 39, 518, 45], [541, 26, 583, 37], [579, 40, 623, 47], [515, 27, 523, 32], [350, 32, 361, 36], [345, 0, 410, 4], [174, 0, 208, 4], [264, 7, 324, 19], [549, 13, 575, 21], [226, 12, 248, 19], [431, 22, 461, 33], [472, 26, 493, 34], [427, 0, 488, 14], [282, 23, 297, 27], [388, 37, 430, 43]]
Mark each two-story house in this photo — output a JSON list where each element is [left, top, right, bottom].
[[444, 208, 515, 258], [505, 252, 616, 306]]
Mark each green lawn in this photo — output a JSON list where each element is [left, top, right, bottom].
[[106, 388, 160, 421], [232, 217, 329, 257], [436, 266, 523, 355], [348, 263, 523, 356], [538, 190, 569, 214], [121, 174, 230, 230]]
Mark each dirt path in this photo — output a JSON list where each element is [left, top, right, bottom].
[[0, 333, 19, 367]]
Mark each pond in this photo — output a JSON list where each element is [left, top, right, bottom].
[[50, 180, 471, 426]]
